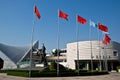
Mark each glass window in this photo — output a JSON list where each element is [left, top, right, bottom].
[[103, 56, 105, 59], [113, 51, 118, 56], [96, 55, 98, 59]]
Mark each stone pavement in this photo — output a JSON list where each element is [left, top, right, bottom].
[[0, 72, 120, 80]]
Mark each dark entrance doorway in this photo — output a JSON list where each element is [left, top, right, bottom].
[[0, 58, 4, 69]]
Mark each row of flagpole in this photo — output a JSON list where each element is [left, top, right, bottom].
[[30, 1, 111, 76]]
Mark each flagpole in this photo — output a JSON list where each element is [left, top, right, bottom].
[[102, 42, 106, 70], [76, 15, 79, 75], [97, 28, 102, 71], [102, 33, 108, 71], [89, 20, 93, 72], [29, 3, 35, 78], [102, 33, 106, 70], [57, 9, 60, 76], [104, 44, 108, 71]]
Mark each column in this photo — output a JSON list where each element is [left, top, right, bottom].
[[111, 61, 113, 70], [86, 62, 89, 70]]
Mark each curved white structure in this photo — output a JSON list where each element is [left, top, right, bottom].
[[67, 40, 120, 70], [0, 41, 39, 69]]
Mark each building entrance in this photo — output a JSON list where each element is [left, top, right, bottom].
[[0, 58, 3, 69]]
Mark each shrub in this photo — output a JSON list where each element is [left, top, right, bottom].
[[49, 62, 67, 72], [79, 70, 108, 76], [0, 70, 29, 77], [7, 71, 28, 77], [49, 62, 56, 71], [117, 66, 120, 72], [0, 69, 108, 77]]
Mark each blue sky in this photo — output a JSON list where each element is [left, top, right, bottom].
[[0, 0, 120, 52]]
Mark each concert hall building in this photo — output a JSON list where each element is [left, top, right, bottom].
[[0, 41, 39, 69], [66, 40, 120, 71], [0, 40, 120, 71]]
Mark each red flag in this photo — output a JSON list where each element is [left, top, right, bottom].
[[102, 39, 107, 45], [59, 10, 68, 20], [102, 34, 111, 45], [98, 23, 108, 32], [105, 34, 111, 43], [34, 5, 40, 19], [77, 15, 86, 24]]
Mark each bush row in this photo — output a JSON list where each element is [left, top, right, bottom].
[[0, 69, 108, 77], [0, 62, 108, 77], [0, 70, 29, 77]]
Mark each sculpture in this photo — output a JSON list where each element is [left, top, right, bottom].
[[41, 43, 48, 67], [36, 43, 48, 67]]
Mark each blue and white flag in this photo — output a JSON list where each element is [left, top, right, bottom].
[[102, 31, 110, 35], [89, 20, 97, 28]]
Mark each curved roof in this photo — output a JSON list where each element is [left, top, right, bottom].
[[0, 41, 39, 64]]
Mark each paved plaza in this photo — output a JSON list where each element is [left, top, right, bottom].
[[0, 72, 120, 80]]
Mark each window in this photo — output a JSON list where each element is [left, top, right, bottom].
[[96, 55, 98, 59], [109, 56, 111, 58], [113, 51, 118, 56], [103, 56, 105, 59]]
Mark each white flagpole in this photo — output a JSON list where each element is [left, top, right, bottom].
[[102, 32, 108, 71], [105, 45, 108, 71], [76, 15, 79, 75], [97, 28, 102, 71], [57, 9, 60, 76], [102, 33, 105, 70], [89, 20, 93, 72], [29, 3, 35, 78]]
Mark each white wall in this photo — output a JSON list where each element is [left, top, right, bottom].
[[0, 51, 17, 69], [67, 40, 120, 69]]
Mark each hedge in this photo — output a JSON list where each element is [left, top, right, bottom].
[[117, 66, 120, 72], [0, 63, 108, 77], [0, 69, 109, 77]]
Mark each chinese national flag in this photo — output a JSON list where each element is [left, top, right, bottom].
[[59, 10, 68, 20], [98, 23, 108, 32], [77, 15, 86, 24], [102, 34, 111, 45], [34, 5, 40, 19], [105, 34, 111, 43], [102, 40, 107, 45]]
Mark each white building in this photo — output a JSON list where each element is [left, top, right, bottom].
[[67, 40, 120, 71], [0, 40, 120, 71]]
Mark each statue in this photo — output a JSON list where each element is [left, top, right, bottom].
[[33, 43, 48, 67], [41, 43, 48, 67], [42, 43, 46, 54], [37, 43, 48, 67]]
